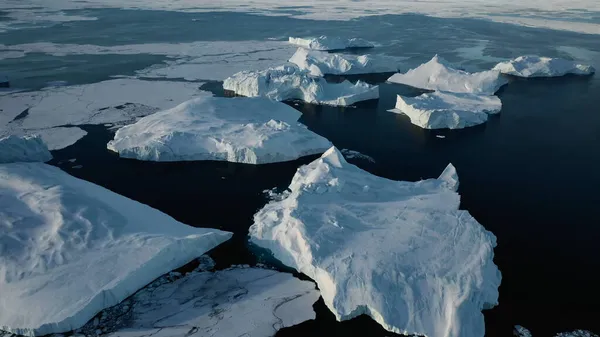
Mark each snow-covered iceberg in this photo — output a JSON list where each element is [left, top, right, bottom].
[[223, 65, 379, 106], [108, 96, 332, 164], [493, 55, 595, 77], [0, 163, 232, 336], [388, 55, 508, 95], [389, 91, 502, 129], [75, 258, 319, 337], [250, 147, 501, 337], [0, 135, 52, 163], [288, 36, 374, 51], [288, 48, 400, 76]]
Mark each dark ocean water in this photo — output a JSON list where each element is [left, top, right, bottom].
[[3, 8, 600, 337]]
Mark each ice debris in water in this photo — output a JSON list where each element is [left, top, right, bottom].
[[514, 326, 598, 337], [493, 55, 595, 78], [340, 148, 376, 163], [288, 36, 374, 51]]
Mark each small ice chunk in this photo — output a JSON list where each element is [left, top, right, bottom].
[[288, 36, 374, 51], [556, 331, 599, 337], [340, 148, 375, 163], [388, 55, 508, 95], [436, 135, 446, 138], [388, 91, 502, 129], [107, 96, 332, 164], [223, 65, 379, 106], [493, 56, 595, 77], [289, 48, 400, 76], [250, 146, 501, 337], [0, 135, 52, 163]]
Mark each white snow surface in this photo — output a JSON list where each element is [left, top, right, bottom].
[[0, 79, 206, 150], [288, 48, 401, 76], [223, 65, 379, 106], [108, 96, 332, 164], [0, 135, 52, 163], [388, 55, 508, 95], [249, 147, 501, 337], [0, 163, 232, 336], [389, 91, 502, 129], [492, 55, 596, 77], [87, 262, 320, 337], [289, 36, 374, 51]]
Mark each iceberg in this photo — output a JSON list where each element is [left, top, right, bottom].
[[250, 147, 501, 337], [0, 135, 52, 163], [0, 163, 232, 336], [288, 48, 400, 76], [223, 65, 379, 106], [108, 96, 332, 164], [288, 36, 374, 51], [387, 55, 508, 95], [493, 55, 595, 77], [77, 258, 319, 337], [389, 91, 502, 129]]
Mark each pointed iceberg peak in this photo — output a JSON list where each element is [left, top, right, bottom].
[[321, 146, 347, 168], [439, 163, 459, 191]]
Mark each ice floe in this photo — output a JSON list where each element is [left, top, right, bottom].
[[107, 96, 332, 164], [389, 91, 502, 129], [514, 326, 598, 337], [0, 79, 207, 149], [288, 48, 401, 76], [0, 163, 232, 336], [388, 55, 508, 95], [493, 55, 595, 78], [70, 257, 319, 337], [250, 147, 501, 337], [288, 36, 374, 51], [0, 135, 52, 163], [223, 65, 379, 106]]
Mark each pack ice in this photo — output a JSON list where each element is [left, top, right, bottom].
[[288, 36, 374, 51], [288, 48, 400, 76], [107, 96, 332, 164], [223, 65, 379, 106], [0, 135, 52, 163], [388, 55, 508, 95], [0, 163, 232, 336], [389, 91, 502, 129], [250, 147, 501, 337], [493, 55, 596, 77]]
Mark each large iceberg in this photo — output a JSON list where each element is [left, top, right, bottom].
[[389, 91, 502, 129], [288, 36, 374, 51], [388, 55, 508, 95], [223, 65, 379, 106], [493, 55, 595, 77], [108, 96, 332, 164], [0, 135, 52, 163], [250, 147, 501, 337], [0, 163, 232, 336], [288, 48, 400, 76]]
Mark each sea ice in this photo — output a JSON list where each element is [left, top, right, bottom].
[[0, 135, 52, 163], [288, 36, 374, 51], [223, 65, 379, 106], [107, 96, 332, 164], [387, 55, 508, 95], [493, 55, 595, 77], [288, 48, 400, 76], [389, 91, 502, 129], [0, 163, 232, 336], [514, 326, 533, 337], [250, 147, 501, 337], [75, 258, 319, 337], [514, 326, 598, 337]]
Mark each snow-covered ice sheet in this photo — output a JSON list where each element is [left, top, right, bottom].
[[108, 96, 332, 164], [288, 36, 374, 51], [514, 326, 598, 337], [493, 56, 595, 77], [389, 91, 502, 129], [288, 48, 401, 76], [223, 65, 379, 106], [0, 79, 207, 149], [250, 147, 501, 337], [0, 163, 232, 336], [0, 135, 52, 163], [387, 55, 508, 95], [71, 258, 319, 337]]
